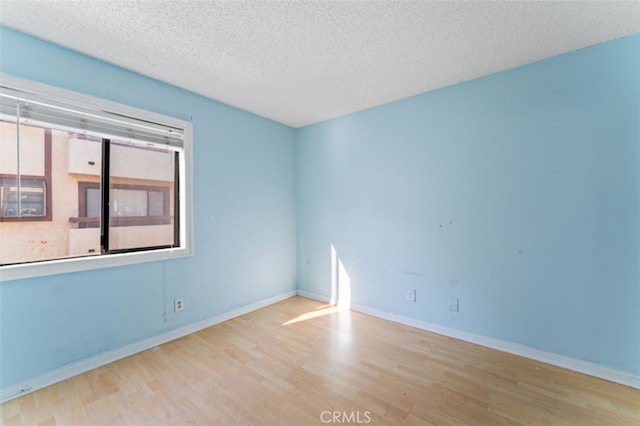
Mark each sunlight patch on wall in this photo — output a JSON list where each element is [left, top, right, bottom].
[[331, 244, 338, 305], [337, 258, 351, 309], [331, 244, 351, 309]]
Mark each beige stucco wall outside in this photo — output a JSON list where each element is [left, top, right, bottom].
[[1, 123, 175, 265], [0, 123, 45, 176]]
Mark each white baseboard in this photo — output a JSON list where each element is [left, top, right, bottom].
[[4, 288, 636, 404], [0, 290, 297, 403], [296, 289, 332, 303], [297, 289, 640, 389]]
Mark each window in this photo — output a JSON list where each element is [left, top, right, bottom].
[[0, 74, 192, 280], [1, 177, 46, 218], [0, 124, 52, 221], [75, 182, 171, 228]]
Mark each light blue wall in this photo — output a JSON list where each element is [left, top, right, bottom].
[[296, 34, 640, 375], [0, 27, 297, 389], [1, 26, 638, 390]]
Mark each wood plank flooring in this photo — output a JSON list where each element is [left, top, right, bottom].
[[1, 296, 639, 425]]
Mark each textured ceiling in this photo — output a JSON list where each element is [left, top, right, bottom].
[[1, 1, 639, 128]]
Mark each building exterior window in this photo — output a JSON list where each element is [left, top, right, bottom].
[[0, 125, 52, 221], [0, 74, 193, 280], [0, 177, 46, 218], [74, 182, 171, 228]]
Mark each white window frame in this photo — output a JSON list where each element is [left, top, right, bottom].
[[0, 74, 193, 282]]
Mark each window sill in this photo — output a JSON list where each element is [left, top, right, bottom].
[[69, 216, 172, 227], [0, 216, 52, 222], [0, 246, 192, 282]]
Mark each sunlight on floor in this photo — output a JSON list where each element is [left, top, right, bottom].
[[283, 305, 341, 325]]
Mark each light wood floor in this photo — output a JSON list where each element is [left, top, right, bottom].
[[2, 296, 639, 425]]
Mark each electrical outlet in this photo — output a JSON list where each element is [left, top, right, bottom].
[[174, 298, 184, 312], [448, 297, 459, 312], [406, 289, 416, 302]]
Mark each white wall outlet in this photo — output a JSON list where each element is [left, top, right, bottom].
[[406, 289, 416, 302], [174, 298, 184, 312], [448, 297, 459, 312]]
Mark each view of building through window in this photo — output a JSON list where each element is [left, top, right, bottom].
[[0, 120, 177, 266]]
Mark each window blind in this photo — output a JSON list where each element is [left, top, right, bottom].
[[0, 86, 184, 150]]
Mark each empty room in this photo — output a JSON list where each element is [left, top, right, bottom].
[[0, 1, 639, 424]]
